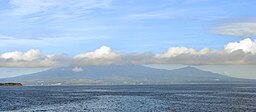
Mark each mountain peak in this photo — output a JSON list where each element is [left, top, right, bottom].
[[177, 66, 199, 71]]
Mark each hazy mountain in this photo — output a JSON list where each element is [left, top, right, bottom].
[[1, 65, 255, 85]]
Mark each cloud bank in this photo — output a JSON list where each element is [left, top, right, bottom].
[[213, 22, 256, 38], [0, 49, 56, 67], [1, 38, 256, 67]]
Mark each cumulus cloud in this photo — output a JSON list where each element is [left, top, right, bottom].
[[155, 38, 256, 65], [0, 49, 56, 67], [1, 38, 256, 67], [75, 46, 120, 59], [74, 46, 121, 65], [156, 47, 199, 58], [213, 22, 256, 37], [225, 38, 256, 54], [0, 49, 42, 61]]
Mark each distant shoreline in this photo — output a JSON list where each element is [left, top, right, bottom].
[[20, 83, 256, 87], [0, 83, 23, 86]]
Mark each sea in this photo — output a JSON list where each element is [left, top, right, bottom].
[[1, 84, 256, 112]]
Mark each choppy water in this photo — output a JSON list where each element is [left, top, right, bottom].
[[1, 84, 256, 112]]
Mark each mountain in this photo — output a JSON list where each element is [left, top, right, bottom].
[[1, 65, 255, 85]]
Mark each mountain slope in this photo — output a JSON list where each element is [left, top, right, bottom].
[[1, 65, 255, 85]]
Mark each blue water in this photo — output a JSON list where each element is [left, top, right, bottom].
[[1, 84, 256, 112]]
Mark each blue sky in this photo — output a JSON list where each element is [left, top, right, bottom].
[[0, 0, 255, 55]]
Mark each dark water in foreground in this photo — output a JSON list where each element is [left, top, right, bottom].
[[1, 84, 256, 112]]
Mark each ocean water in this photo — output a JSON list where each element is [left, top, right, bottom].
[[1, 84, 256, 112]]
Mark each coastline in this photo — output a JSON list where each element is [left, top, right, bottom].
[[0, 83, 23, 86]]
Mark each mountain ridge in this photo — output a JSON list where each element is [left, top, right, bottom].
[[1, 65, 255, 85]]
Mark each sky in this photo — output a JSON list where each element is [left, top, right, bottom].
[[0, 0, 256, 78]]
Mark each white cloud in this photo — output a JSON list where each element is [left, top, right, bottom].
[[213, 22, 256, 37], [72, 66, 83, 72], [75, 46, 120, 59], [225, 38, 256, 54], [74, 46, 121, 65], [155, 38, 256, 65], [0, 49, 42, 61], [155, 47, 213, 58], [1, 38, 256, 67], [156, 47, 197, 58], [0, 49, 56, 67], [156, 38, 256, 60]]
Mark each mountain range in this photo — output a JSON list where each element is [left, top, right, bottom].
[[1, 65, 255, 85]]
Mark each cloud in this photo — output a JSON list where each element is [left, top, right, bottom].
[[72, 67, 83, 72], [156, 47, 199, 58], [1, 38, 256, 67], [0, 49, 56, 67], [75, 46, 120, 59], [119, 52, 155, 65], [125, 8, 189, 20], [155, 50, 254, 65], [155, 38, 256, 65], [9, 0, 112, 16], [9, 0, 56, 15], [213, 22, 256, 37], [74, 46, 121, 65], [0, 35, 109, 48], [0, 49, 42, 61], [0, 36, 16, 40], [225, 38, 256, 54], [55, 38, 256, 65]]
